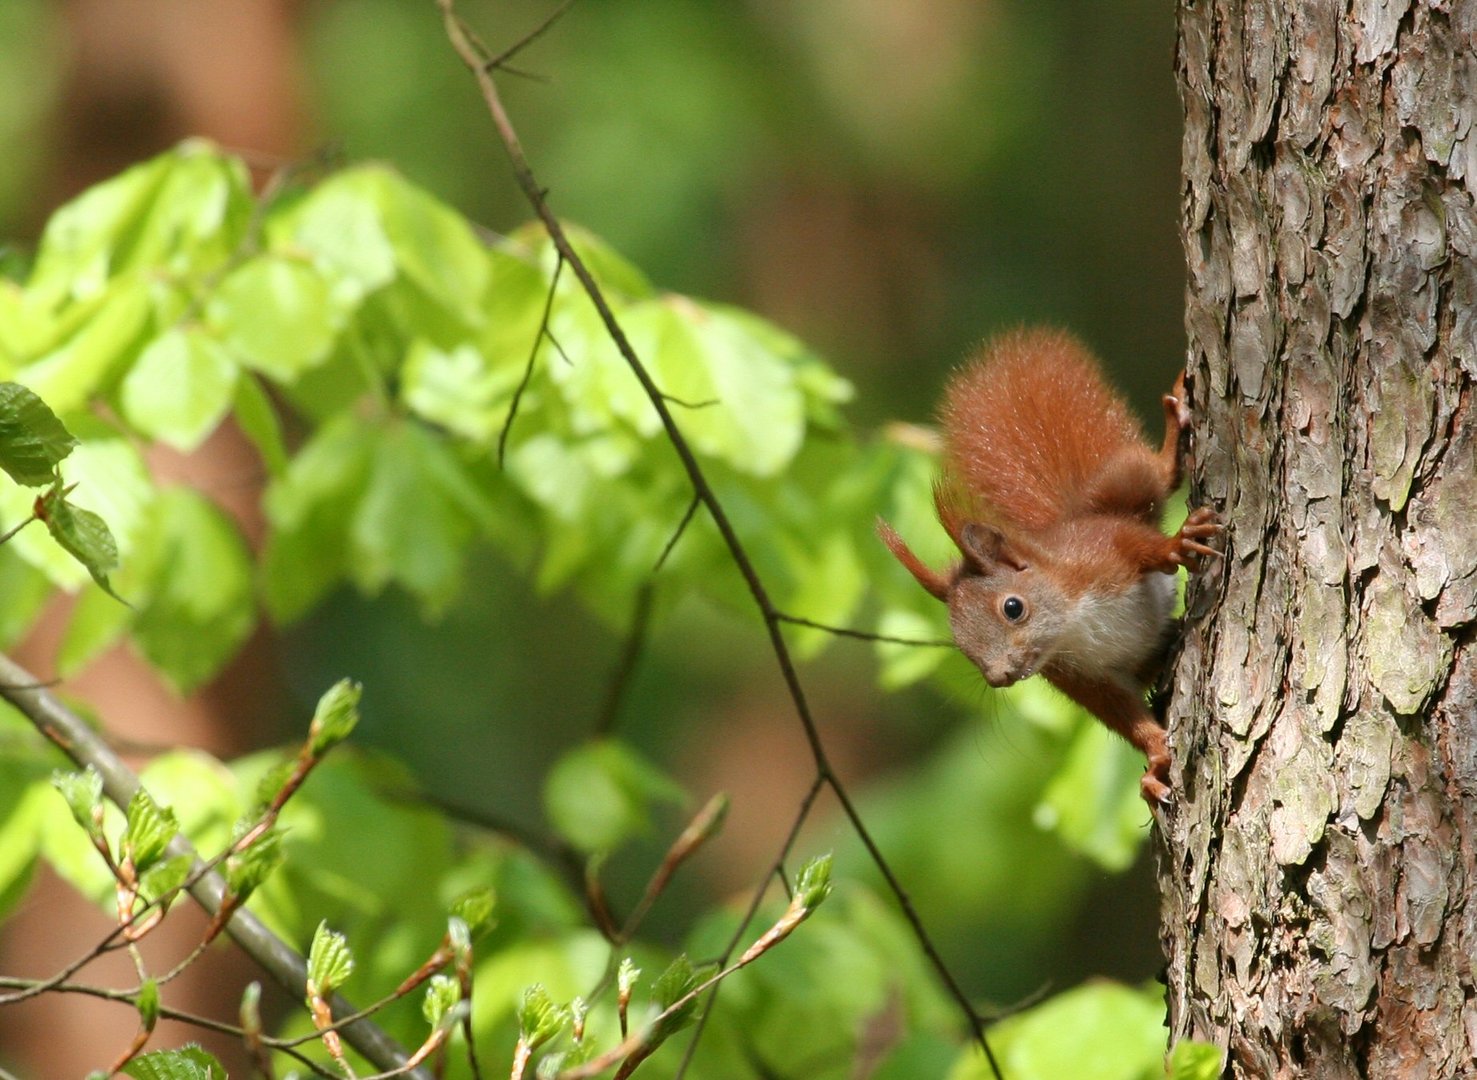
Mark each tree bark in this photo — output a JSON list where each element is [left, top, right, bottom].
[[1162, 2, 1477, 1076]]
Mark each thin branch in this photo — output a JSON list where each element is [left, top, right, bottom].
[[653, 494, 700, 574], [435, 7, 1003, 1076], [774, 613, 953, 648], [483, 0, 578, 72], [673, 776, 825, 1079], [0, 652, 431, 1080], [0, 975, 336, 1078], [594, 582, 654, 736], [499, 253, 565, 468]]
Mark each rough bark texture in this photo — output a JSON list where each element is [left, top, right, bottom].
[[1162, 2, 1477, 1076]]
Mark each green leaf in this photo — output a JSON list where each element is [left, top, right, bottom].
[[347, 421, 492, 614], [38, 487, 120, 596], [265, 172, 397, 303], [401, 339, 525, 444], [119, 1045, 226, 1080], [649, 954, 714, 1040], [224, 826, 282, 901], [450, 885, 496, 938], [0, 381, 77, 484], [17, 278, 151, 413], [261, 414, 375, 622], [136, 977, 160, 1031], [207, 256, 342, 381], [1, 430, 153, 590], [517, 984, 569, 1049], [367, 167, 491, 320], [122, 787, 179, 872], [511, 221, 653, 302], [948, 981, 1168, 1080], [52, 767, 104, 841], [543, 739, 686, 854], [1035, 718, 1150, 872], [422, 973, 461, 1029], [620, 297, 808, 475], [119, 327, 237, 452], [794, 853, 833, 910], [131, 488, 255, 692], [306, 920, 354, 996], [1167, 1039, 1223, 1080], [307, 678, 361, 755], [29, 142, 249, 308], [138, 852, 193, 905], [231, 374, 288, 477]]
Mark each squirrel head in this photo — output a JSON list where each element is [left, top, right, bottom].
[[878, 518, 1069, 687]]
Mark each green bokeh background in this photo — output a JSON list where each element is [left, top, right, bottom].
[[0, 0, 1183, 1018]]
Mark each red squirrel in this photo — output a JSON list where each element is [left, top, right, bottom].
[[878, 328, 1220, 804]]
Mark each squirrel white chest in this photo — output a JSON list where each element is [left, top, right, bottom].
[[1055, 573, 1177, 678]]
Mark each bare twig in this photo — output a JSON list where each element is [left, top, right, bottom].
[[774, 612, 953, 648], [0, 652, 430, 1080], [435, 6, 1002, 1076], [652, 494, 701, 574], [482, 0, 578, 72], [499, 252, 565, 467]]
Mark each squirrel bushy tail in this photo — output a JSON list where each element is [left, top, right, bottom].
[[936, 327, 1149, 535]]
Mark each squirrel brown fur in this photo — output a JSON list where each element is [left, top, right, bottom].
[[878, 327, 1220, 804]]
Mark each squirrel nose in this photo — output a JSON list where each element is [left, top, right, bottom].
[[983, 666, 1017, 688]]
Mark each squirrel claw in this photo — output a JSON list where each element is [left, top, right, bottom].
[[1140, 769, 1173, 806], [1168, 507, 1222, 570], [1162, 380, 1191, 432]]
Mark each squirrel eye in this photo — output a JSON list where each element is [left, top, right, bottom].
[[1001, 596, 1026, 621]]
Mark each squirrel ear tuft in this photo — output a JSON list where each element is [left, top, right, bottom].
[[958, 523, 1029, 572], [876, 518, 951, 601]]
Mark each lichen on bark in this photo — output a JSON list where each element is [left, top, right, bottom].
[[1162, 1, 1477, 1076]]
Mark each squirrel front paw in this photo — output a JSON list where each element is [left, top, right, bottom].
[[1166, 506, 1222, 570]]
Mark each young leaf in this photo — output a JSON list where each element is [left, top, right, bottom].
[[224, 826, 282, 900], [119, 1045, 226, 1080], [450, 885, 496, 938], [307, 921, 354, 996], [422, 973, 461, 1029], [118, 328, 237, 453], [37, 486, 121, 597], [138, 853, 193, 904], [617, 958, 641, 998], [794, 853, 834, 911], [136, 977, 160, 1032], [0, 382, 77, 485], [649, 955, 715, 1040], [517, 984, 569, 1049], [52, 768, 104, 841], [207, 256, 343, 381], [307, 678, 361, 755], [122, 788, 179, 872]]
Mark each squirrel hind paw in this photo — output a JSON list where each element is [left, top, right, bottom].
[[1139, 772, 1173, 806], [1168, 507, 1224, 569], [1161, 387, 1191, 432]]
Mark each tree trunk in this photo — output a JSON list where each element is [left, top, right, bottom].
[[1162, 2, 1477, 1076]]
